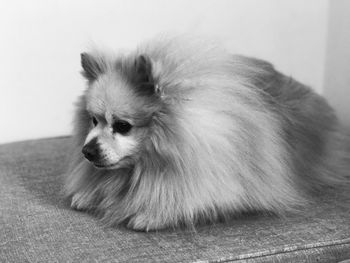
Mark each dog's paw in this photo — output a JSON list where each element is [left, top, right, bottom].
[[126, 214, 166, 231], [70, 192, 94, 211]]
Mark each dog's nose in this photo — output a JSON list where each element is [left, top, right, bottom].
[[82, 138, 100, 162]]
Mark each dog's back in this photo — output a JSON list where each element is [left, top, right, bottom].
[[233, 55, 350, 191]]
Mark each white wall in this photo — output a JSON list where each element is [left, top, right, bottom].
[[0, 0, 329, 143], [324, 0, 350, 127]]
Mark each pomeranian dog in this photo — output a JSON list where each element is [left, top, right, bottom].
[[65, 35, 349, 231]]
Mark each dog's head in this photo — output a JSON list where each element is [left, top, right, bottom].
[[79, 52, 163, 169]]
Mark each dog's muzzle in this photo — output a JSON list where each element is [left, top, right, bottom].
[[82, 138, 100, 162]]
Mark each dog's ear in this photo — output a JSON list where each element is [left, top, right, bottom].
[[133, 55, 159, 96], [80, 53, 104, 81]]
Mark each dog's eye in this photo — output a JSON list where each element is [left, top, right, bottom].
[[92, 116, 98, 126], [112, 120, 132, 135]]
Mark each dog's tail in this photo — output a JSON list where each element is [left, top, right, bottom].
[[317, 125, 350, 190]]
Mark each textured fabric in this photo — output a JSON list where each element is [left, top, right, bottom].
[[0, 137, 349, 263]]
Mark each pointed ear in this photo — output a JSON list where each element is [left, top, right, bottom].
[[80, 52, 104, 81], [133, 55, 157, 96]]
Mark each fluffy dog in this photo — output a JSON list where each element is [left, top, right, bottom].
[[65, 36, 349, 231]]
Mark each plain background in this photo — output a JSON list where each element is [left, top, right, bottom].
[[0, 0, 349, 144]]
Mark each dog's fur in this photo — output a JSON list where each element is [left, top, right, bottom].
[[65, 36, 349, 231]]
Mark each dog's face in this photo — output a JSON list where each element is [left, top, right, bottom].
[[80, 53, 161, 169]]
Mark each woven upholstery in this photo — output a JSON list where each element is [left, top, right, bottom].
[[0, 137, 349, 262]]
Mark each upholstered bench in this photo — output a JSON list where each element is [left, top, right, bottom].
[[1, 137, 349, 262]]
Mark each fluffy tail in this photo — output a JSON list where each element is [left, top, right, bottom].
[[318, 125, 350, 190]]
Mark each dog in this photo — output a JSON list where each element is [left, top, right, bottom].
[[65, 35, 349, 231]]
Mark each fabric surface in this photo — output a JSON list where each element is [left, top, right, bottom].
[[0, 137, 349, 263]]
